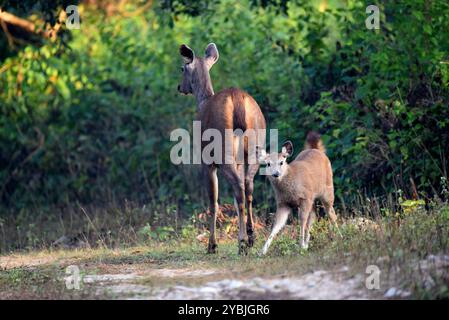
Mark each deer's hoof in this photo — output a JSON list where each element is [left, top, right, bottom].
[[207, 242, 217, 254], [248, 234, 256, 248], [247, 230, 256, 248], [238, 240, 249, 255]]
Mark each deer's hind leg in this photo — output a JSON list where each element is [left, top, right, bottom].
[[305, 210, 315, 247], [298, 199, 313, 250], [245, 163, 259, 247], [322, 190, 342, 238], [205, 165, 219, 254], [221, 163, 248, 254]]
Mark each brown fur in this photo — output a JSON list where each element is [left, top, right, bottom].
[[304, 131, 325, 153], [260, 132, 339, 254], [198, 88, 265, 153], [200, 88, 266, 255], [179, 44, 266, 254]]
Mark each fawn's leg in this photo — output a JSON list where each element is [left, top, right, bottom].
[[305, 210, 315, 247], [261, 206, 290, 255], [206, 165, 219, 253], [321, 187, 341, 237], [323, 201, 342, 238], [222, 163, 248, 254], [299, 200, 313, 249]]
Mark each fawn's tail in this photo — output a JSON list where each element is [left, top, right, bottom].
[[304, 131, 325, 153]]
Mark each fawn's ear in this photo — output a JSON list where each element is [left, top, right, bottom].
[[256, 146, 268, 163], [180, 44, 195, 64], [205, 43, 219, 68], [281, 141, 293, 158]]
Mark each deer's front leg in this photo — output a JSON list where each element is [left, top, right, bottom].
[[206, 165, 219, 254], [261, 206, 290, 255]]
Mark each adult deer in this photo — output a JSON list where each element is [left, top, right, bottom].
[[177, 43, 266, 254]]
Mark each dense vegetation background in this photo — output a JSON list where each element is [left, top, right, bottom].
[[0, 0, 448, 244]]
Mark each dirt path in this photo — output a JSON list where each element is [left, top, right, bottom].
[[0, 248, 381, 299], [5, 244, 444, 299], [68, 265, 374, 299]]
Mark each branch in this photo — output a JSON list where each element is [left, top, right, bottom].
[[0, 8, 66, 41], [0, 9, 41, 35]]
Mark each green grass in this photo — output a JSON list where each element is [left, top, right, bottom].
[[0, 200, 448, 299]]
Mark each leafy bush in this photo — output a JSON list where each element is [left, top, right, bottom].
[[0, 0, 448, 219]]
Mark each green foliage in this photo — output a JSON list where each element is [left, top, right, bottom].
[[180, 223, 197, 241], [1, 0, 448, 217], [270, 229, 299, 256], [399, 199, 426, 215], [139, 223, 175, 242]]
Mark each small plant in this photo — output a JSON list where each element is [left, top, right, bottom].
[[180, 224, 197, 242], [399, 199, 426, 215], [272, 232, 299, 256], [309, 217, 334, 250], [138, 223, 175, 242]]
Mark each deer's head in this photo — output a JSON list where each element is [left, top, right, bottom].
[[177, 43, 219, 97], [257, 141, 294, 179]]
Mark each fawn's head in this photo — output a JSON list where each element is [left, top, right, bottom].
[[257, 141, 294, 179], [177, 43, 219, 96]]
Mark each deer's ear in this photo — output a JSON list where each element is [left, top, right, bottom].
[[281, 141, 293, 158], [205, 43, 219, 68], [180, 44, 194, 64], [256, 147, 268, 163]]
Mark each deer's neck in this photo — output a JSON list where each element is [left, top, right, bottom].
[[193, 72, 215, 110]]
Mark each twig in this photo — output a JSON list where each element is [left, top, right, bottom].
[[78, 203, 106, 247], [0, 18, 15, 48], [0, 63, 11, 74]]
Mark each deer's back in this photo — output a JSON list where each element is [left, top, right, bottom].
[[291, 149, 333, 190], [198, 88, 266, 133]]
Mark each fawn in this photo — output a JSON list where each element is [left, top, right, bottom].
[[257, 132, 339, 255]]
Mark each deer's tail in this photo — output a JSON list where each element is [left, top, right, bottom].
[[304, 131, 325, 153]]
